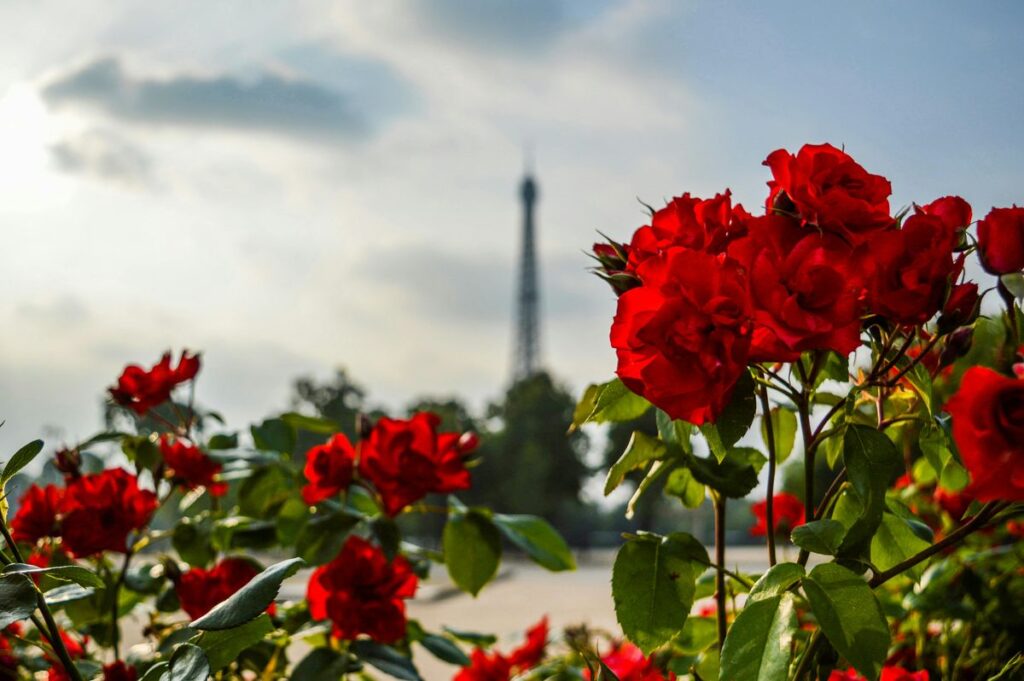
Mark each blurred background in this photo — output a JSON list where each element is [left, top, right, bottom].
[[1, 0, 1023, 659]]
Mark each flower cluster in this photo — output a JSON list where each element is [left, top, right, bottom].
[[596, 143, 1004, 425], [454, 617, 549, 681]]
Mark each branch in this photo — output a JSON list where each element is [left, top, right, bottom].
[[756, 377, 779, 566], [713, 495, 728, 651]]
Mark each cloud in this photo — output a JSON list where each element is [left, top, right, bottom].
[[403, 0, 577, 53], [42, 56, 367, 140], [50, 129, 152, 185]]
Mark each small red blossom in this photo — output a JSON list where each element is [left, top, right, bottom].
[[945, 367, 1024, 501], [933, 486, 973, 521], [301, 433, 357, 504], [611, 247, 753, 425], [10, 484, 62, 544], [750, 492, 806, 537], [307, 536, 417, 643], [45, 631, 87, 681], [454, 649, 512, 681], [586, 642, 675, 681], [159, 436, 226, 497], [977, 205, 1024, 275], [102, 662, 138, 681], [0, 624, 20, 673], [175, 557, 262, 620], [829, 667, 928, 681], [764, 143, 893, 239], [506, 617, 549, 670], [358, 413, 475, 516], [109, 350, 201, 415], [454, 618, 549, 681], [59, 468, 158, 558]]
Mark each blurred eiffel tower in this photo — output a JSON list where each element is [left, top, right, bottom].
[[511, 164, 541, 381]]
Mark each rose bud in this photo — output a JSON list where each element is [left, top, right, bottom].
[[977, 206, 1024, 275], [939, 326, 974, 369], [54, 447, 82, 478], [590, 239, 638, 296], [937, 282, 981, 336]]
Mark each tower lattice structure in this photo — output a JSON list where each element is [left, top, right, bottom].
[[512, 172, 541, 381]]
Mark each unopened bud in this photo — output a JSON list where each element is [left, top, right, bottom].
[[937, 283, 981, 336], [54, 447, 82, 478], [939, 326, 974, 368]]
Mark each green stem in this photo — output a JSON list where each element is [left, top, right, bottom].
[[713, 494, 728, 651], [791, 630, 823, 680], [111, 548, 133, 661], [757, 377, 778, 566]]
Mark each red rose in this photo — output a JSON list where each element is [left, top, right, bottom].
[[159, 436, 226, 497], [585, 642, 674, 681], [863, 211, 962, 325], [919, 195, 972, 233], [453, 617, 549, 681], [626, 191, 746, 273], [937, 282, 980, 335], [358, 413, 475, 516], [44, 631, 87, 681], [10, 484, 62, 544], [453, 650, 513, 681], [102, 662, 138, 681], [829, 668, 927, 681], [977, 205, 1024, 275], [0, 624, 19, 672], [109, 350, 201, 415], [945, 367, 1024, 501], [306, 535, 417, 643], [301, 433, 357, 504], [175, 557, 261, 620], [750, 492, 805, 537], [764, 143, 893, 239], [611, 247, 753, 425], [59, 469, 158, 557], [727, 214, 863, 361]]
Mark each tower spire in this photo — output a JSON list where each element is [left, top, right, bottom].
[[512, 165, 541, 381]]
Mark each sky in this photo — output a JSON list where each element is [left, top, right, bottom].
[[1, 1, 1023, 453]]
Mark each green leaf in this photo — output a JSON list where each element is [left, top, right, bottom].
[[238, 465, 295, 518], [351, 640, 423, 681], [492, 514, 575, 571], [207, 433, 238, 450], [296, 512, 361, 566], [673, 616, 717, 655], [371, 516, 401, 562], [747, 563, 805, 603], [0, 573, 38, 629], [572, 379, 651, 429], [191, 557, 305, 630], [837, 425, 900, 558], [918, 423, 951, 480], [43, 583, 94, 608], [604, 431, 668, 496], [627, 459, 676, 519], [250, 418, 295, 454], [169, 643, 210, 681], [803, 563, 889, 681], [687, 449, 763, 499], [656, 410, 693, 452], [194, 613, 273, 671], [663, 468, 705, 509], [700, 370, 756, 461], [904, 363, 934, 416], [292, 648, 359, 680], [790, 520, 846, 556], [139, 662, 168, 681], [1, 563, 103, 588], [275, 497, 311, 544], [612, 532, 708, 654], [172, 519, 215, 568], [419, 634, 471, 666], [444, 508, 501, 596], [719, 592, 797, 681], [442, 627, 496, 648], [2, 440, 44, 488], [870, 512, 931, 581], [281, 412, 341, 434], [760, 408, 797, 465]]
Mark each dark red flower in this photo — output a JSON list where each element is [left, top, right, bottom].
[[611, 247, 753, 425], [934, 486, 973, 521], [937, 282, 980, 335], [764, 143, 893, 239], [585, 642, 675, 681], [750, 492, 806, 537], [358, 413, 475, 516], [10, 484, 62, 544], [306, 535, 417, 643], [301, 433, 357, 504], [175, 557, 261, 620], [919, 195, 972, 232], [159, 436, 226, 497], [109, 350, 201, 415], [863, 211, 962, 325], [506, 617, 549, 670], [0, 624, 20, 674], [945, 367, 1024, 502], [102, 662, 138, 681], [727, 214, 863, 361], [977, 205, 1024, 275], [626, 191, 747, 273], [453, 649, 513, 681], [829, 668, 927, 681], [44, 631, 87, 681], [59, 468, 158, 557]]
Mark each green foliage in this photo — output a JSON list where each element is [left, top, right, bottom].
[[719, 592, 797, 681], [193, 614, 273, 671], [836, 425, 901, 559], [351, 640, 423, 681], [612, 532, 708, 654], [572, 378, 651, 428], [760, 407, 797, 464], [700, 370, 757, 462], [0, 573, 38, 629], [791, 520, 846, 556], [803, 563, 889, 681], [604, 431, 668, 496], [870, 512, 931, 581], [191, 558, 305, 630], [492, 513, 576, 571], [747, 563, 805, 602], [687, 448, 765, 499], [168, 643, 211, 681], [444, 503, 502, 596]]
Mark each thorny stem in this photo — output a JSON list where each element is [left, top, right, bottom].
[[756, 376, 778, 566], [0, 524, 84, 681], [111, 548, 134, 661], [713, 494, 728, 651]]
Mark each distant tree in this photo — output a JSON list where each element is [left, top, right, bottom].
[[290, 369, 375, 442]]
